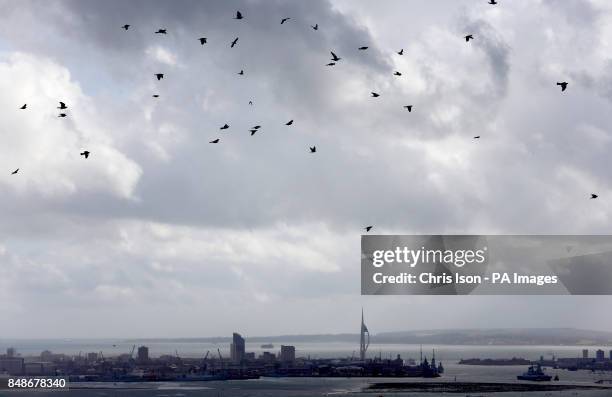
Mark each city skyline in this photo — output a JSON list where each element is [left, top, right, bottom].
[[2, 0, 612, 339]]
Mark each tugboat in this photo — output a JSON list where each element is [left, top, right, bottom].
[[517, 364, 552, 381]]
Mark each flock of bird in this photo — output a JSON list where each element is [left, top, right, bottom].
[[12, 2, 596, 235]]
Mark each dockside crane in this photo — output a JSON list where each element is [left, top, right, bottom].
[[201, 350, 210, 372], [129, 344, 136, 360], [217, 348, 224, 371]]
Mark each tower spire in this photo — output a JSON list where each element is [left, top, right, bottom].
[[359, 307, 370, 361]]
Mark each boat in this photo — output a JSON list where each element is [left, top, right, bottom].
[[517, 364, 552, 381], [260, 344, 274, 349]]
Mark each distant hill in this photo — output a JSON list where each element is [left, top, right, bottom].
[[126, 328, 612, 346]]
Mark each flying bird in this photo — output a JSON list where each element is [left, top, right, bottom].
[[465, 34, 474, 42], [57, 101, 67, 109], [122, 24, 130, 30], [80, 150, 90, 159], [311, 24, 318, 30], [152, 94, 159, 98], [234, 11, 243, 20], [220, 124, 229, 130], [330, 51, 341, 62], [20, 104, 26, 109], [397, 49, 404, 55], [155, 29, 167, 34], [281, 17, 291, 24], [11, 168, 18, 175], [209, 138, 220, 143], [309, 146, 316, 153], [591, 194, 599, 199], [365, 226, 373, 232], [155, 73, 164, 80], [394, 71, 402, 76], [58, 113, 67, 117], [238, 70, 244, 75], [231, 37, 239, 48], [474, 136, 481, 139], [371, 92, 380, 97], [285, 119, 293, 126], [252, 125, 261, 130], [198, 37, 207, 45], [489, 0, 498, 4], [249, 100, 253, 105], [557, 82, 568, 91], [358, 46, 368, 50], [326, 62, 336, 66], [250, 129, 258, 136], [404, 105, 413, 112]]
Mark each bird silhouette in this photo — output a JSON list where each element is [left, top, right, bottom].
[[155, 73, 164, 80], [249, 100, 253, 105], [11, 168, 19, 175], [465, 34, 474, 42], [210, 138, 220, 143], [57, 101, 67, 109], [122, 24, 130, 30], [489, 0, 498, 4], [474, 136, 481, 139], [231, 37, 239, 48], [220, 124, 229, 130], [358, 46, 368, 50], [591, 194, 599, 199], [250, 129, 258, 136], [371, 92, 380, 97], [198, 37, 207, 45], [311, 24, 319, 30], [80, 150, 90, 159], [285, 119, 293, 126], [557, 82, 568, 91], [155, 29, 167, 34], [330, 51, 341, 62], [309, 146, 316, 153], [58, 113, 67, 117], [394, 71, 402, 76], [238, 70, 244, 75], [20, 104, 26, 109], [365, 226, 373, 232], [252, 125, 261, 130], [152, 94, 159, 98], [281, 17, 291, 24], [234, 11, 243, 20], [397, 49, 404, 55], [326, 62, 336, 66], [404, 105, 413, 112]]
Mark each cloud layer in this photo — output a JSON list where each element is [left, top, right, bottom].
[[1, 0, 612, 338]]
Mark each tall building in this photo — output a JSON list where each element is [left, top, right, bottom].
[[137, 346, 149, 362], [280, 345, 296, 363], [596, 349, 605, 361], [231, 333, 246, 362], [582, 349, 589, 359], [6, 347, 15, 358], [360, 308, 370, 361]]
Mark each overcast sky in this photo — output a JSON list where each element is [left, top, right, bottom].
[[1, 0, 612, 339]]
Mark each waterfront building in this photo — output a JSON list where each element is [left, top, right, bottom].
[[231, 332, 246, 362], [280, 345, 296, 363], [137, 346, 149, 362]]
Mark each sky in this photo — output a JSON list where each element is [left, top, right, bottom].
[[1, 0, 612, 338]]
